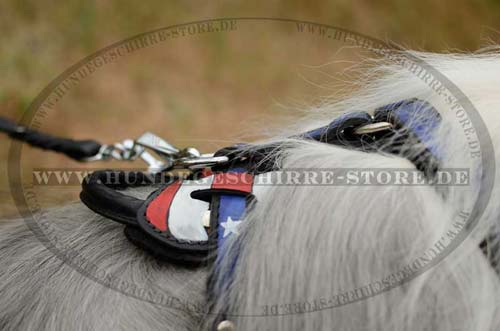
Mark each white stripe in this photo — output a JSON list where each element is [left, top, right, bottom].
[[168, 175, 214, 241]]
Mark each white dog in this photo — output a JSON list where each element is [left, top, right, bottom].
[[1, 50, 500, 331]]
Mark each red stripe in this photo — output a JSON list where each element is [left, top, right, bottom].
[[146, 180, 182, 231], [212, 172, 253, 193]]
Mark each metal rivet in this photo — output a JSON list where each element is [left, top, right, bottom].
[[217, 320, 236, 331], [202, 210, 211, 228]]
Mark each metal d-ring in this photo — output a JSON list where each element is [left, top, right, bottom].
[[354, 121, 393, 135]]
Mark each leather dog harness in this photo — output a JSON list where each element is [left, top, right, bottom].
[[80, 98, 441, 264], [77, 98, 441, 328]]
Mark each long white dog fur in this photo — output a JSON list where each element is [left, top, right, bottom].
[[2, 50, 500, 330]]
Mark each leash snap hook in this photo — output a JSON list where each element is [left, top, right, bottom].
[[85, 137, 169, 174], [86, 132, 229, 173], [135, 132, 229, 171], [84, 139, 144, 162]]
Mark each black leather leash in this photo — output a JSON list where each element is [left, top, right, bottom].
[[0, 116, 102, 161]]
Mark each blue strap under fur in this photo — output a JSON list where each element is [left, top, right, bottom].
[[211, 99, 442, 327]]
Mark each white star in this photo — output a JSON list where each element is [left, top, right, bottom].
[[221, 216, 242, 238]]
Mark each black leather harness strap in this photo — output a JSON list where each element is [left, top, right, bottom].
[[81, 170, 214, 265], [80, 170, 158, 227]]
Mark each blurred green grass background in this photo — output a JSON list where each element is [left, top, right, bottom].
[[1, 1, 500, 217]]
